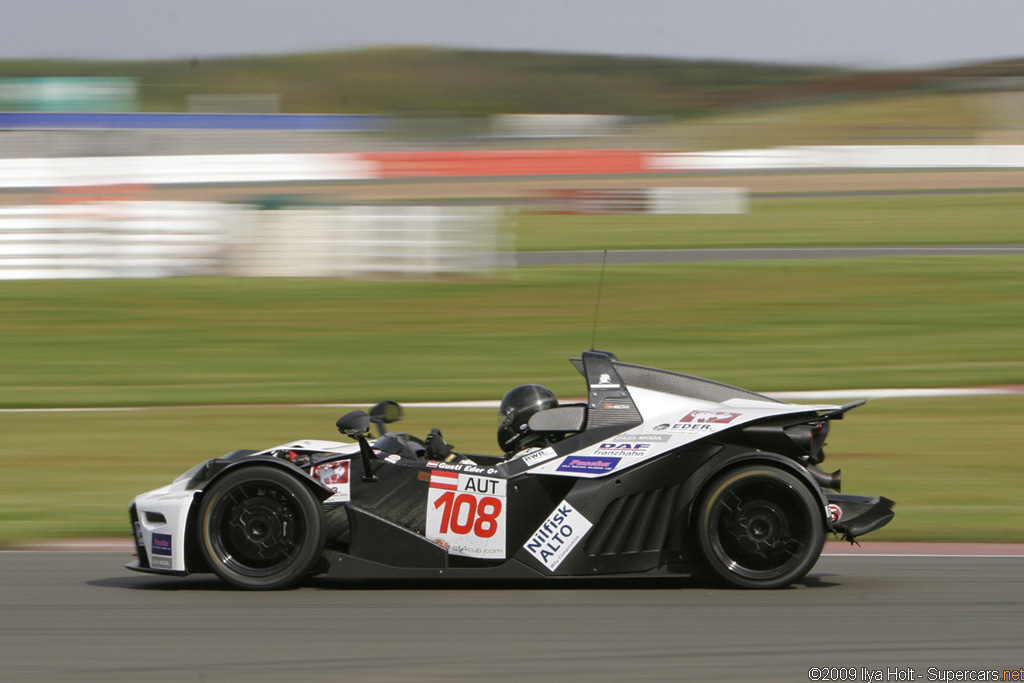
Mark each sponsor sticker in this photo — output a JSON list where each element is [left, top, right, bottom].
[[599, 398, 632, 410], [594, 442, 651, 457], [424, 460, 498, 475], [827, 503, 843, 524], [151, 533, 172, 556], [589, 373, 621, 389], [667, 410, 743, 433], [524, 502, 592, 571], [151, 533, 173, 568], [680, 410, 741, 424], [426, 471, 507, 560], [522, 447, 559, 467], [311, 460, 351, 503], [621, 434, 671, 443], [557, 456, 620, 474]]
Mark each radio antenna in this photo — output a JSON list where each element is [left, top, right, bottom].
[[590, 250, 609, 350]]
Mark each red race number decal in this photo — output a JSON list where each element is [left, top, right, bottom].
[[433, 491, 501, 538], [426, 472, 507, 559]]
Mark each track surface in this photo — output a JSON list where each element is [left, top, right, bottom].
[[2, 552, 1021, 682]]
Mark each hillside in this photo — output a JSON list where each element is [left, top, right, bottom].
[[0, 47, 851, 117]]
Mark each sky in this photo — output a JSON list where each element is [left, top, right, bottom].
[[2, 0, 1023, 70]]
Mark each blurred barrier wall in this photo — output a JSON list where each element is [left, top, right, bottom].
[[651, 145, 1024, 171], [0, 202, 505, 280], [538, 187, 748, 214], [0, 202, 229, 279], [4, 146, 1024, 189], [229, 206, 507, 277], [0, 154, 377, 188]]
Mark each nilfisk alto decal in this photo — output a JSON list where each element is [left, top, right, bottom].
[[524, 502, 592, 571]]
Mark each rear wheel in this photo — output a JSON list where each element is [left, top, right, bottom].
[[198, 465, 325, 590], [697, 465, 824, 589]]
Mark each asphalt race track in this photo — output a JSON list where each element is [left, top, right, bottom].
[[2, 552, 1022, 682]]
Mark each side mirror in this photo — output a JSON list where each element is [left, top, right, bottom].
[[369, 401, 403, 436], [335, 410, 377, 483], [336, 410, 370, 438]]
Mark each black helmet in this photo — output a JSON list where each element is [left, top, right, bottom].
[[497, 384, 558, 453]]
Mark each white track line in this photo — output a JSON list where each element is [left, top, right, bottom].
[[2, 386, 1023, 414]]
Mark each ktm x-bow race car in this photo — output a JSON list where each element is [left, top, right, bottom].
[[128, 351, 894, 590]]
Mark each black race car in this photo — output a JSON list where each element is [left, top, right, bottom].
[[128, 351, 893, 589]]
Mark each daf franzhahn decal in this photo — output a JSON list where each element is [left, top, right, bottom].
[[595, 442, 650, 457]]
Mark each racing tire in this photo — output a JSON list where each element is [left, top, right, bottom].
[[197, 465, 326, 590], [696, 465, 824, 589]]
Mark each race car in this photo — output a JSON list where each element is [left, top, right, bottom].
[[127, 350, 894, 590]]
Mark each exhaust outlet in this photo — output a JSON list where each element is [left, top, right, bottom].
[[807, 465, 841, 492]]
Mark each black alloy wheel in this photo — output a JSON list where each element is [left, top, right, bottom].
[[697, 465, 825, 589], [198, 465, 325, 590]]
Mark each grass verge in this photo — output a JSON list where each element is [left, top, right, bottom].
[[2, 257, 1023, 408], [1, 396, 1021, 546], [514, 193, 1024, 252]]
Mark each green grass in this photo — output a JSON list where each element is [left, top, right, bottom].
[[2, 193, 1022, 543], [2, 256, 1023, 408], [2, 396, 1022, 546], [617, 90, 997, 150], [826, 396, 1024, 543], [514, 193, 1024, 251]]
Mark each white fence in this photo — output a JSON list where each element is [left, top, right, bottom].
[[0, 202, 505, 280], [231, 206, 506, 277], [4, 145, 1024, 190], [650, 145, 1024, 172]]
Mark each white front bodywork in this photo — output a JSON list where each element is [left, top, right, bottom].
[[132, 438, 361, 573], [526, 386, 837, 478], [250, 439, 359, 458], [132, 477, 200, 573]]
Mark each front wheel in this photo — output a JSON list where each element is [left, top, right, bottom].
[[697, 465, 824, 589], [197, 465, 325, 590]]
